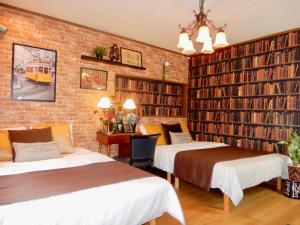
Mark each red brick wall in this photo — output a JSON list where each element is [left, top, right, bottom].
[[0, 6, 188, 151]]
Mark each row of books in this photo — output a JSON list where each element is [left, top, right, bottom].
[[116, 77, 183, 95], [196, 49, 300, 73], [188, 111, 300, 125], [190, 60, 300, 77], [194, 133, 285, 153], [116, 91, 183, 107], [191, 124, 292, 141], [190, 31, 300, 66], [189, 95, 300, 110], [138, 106, 182, 117], [189, 81, 300, 98], [189, 66, 300, 87]]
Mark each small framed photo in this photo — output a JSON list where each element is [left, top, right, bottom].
[[11, 43, 57, 102], [116, 122, 125, 133], [80, 68, 107, 90], [120, 47, 142, 67]]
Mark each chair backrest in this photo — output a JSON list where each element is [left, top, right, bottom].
[[130, 134, 159, 162]]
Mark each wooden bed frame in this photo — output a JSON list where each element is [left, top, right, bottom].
[[167, 172, 282, 211]]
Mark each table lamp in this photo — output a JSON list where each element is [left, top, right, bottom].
[[123, 99, 138, 132], [97, 97, 111, 132]]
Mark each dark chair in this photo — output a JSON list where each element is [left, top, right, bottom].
[[113, 134, 159, 168]]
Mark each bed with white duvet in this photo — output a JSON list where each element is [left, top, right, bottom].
[[154, 141, 291, 207], [0, 148, 185, 225]]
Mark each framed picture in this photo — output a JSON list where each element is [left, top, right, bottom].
[[80, 68, 107, 91], [120, 47, 142, 67], [11, 43, 57, 102]]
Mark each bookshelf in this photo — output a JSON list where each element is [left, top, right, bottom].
[[188, 28, 300, 153], [115, 75, 187, 117]]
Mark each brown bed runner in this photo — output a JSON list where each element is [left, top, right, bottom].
[[0, 161, 153, 205], [173, 146, 269, 191]]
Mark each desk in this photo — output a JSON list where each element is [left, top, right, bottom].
[[96, 131, 141, 156]]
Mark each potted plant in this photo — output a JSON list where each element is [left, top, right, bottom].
[[92, 46, 107, 59], [277, 131, 300, 165]]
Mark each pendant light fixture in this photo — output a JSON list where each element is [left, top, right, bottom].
[[177, 0, 229, 54]]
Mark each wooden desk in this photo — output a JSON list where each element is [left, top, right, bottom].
[[96, 131, 141, 156]]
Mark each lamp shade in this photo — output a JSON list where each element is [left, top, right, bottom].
[[177, 31, 189, 49], [213, 31, 229, 48], [182, 40, 196, 55], [97, 97, 111, 109], [196, 25, 210, 43], [201, 38, 214, 54], [123, 99, 136, 110]]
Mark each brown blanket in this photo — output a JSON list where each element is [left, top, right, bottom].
[[173, 146, 269, 191], [0, 161, 153, 205]]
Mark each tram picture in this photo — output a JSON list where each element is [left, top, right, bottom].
[[25, 61, 53, 84]]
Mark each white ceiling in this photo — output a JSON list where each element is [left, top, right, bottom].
[[2, 0, 300, 53]]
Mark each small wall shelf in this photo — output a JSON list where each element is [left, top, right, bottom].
[[81, 55, 146, 70]]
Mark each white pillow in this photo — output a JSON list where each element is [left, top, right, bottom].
[[13, 142, 61, 162], [169, 131, 192, 144]]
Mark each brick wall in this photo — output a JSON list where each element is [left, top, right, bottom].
[[0, 6, 189, 151]]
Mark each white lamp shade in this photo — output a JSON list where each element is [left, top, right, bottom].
[[213, 31, 229, 48], [196, 26, 210, 43], [97, 97, 111, 109], [177, 32, 189, 49], [123, 99, 136, 109], [182, 40, 196, 55], [201, 38, 214, 54]]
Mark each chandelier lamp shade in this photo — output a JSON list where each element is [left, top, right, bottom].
[[177, 0, 229, 54]]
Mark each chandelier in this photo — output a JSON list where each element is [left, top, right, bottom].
[[177, 0, 229, 55]]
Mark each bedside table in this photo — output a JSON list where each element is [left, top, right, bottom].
[[96, 131, 141, 156]]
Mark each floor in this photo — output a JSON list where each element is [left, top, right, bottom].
[[156, 179, 300, 225]]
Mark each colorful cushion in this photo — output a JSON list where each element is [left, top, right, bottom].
[[169, 131, 192, 144], [0, 131, 13, 161], [143, 124, 166, 145], [32, 124, 74, 154], [13, 142, 61, 162], [161, 123, 183, 145]]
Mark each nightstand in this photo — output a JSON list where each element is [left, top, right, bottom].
[[96, 131, 141, 156]]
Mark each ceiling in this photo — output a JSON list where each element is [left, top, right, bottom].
[[2, 0, 300, 53]]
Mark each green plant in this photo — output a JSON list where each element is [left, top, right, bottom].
[[92, 46, 107, 58], [277, 131, 300, 164]]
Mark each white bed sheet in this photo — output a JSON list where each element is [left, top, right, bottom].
[[154, 141, 291, 206], [0, 148, 185, 225]]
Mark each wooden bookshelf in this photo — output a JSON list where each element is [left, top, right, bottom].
[[81, 55, 146, 70], [188, 29, 300, 153], [115, 75, 187, 117]]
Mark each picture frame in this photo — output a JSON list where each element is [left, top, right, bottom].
[[11, 43, 57, 102], [116, 122, 125, 133], [120, 47, 143, 67], [80, 67, 108, 91]]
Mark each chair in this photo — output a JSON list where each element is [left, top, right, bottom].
[[114, 134, 159, 168]]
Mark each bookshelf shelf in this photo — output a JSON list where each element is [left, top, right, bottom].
[[81, 55, 146, 70], [188, 28, 300, 152], [115, 75, 187, 117]]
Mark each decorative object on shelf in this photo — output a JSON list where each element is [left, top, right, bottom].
[[162, 61, 170, 81], [123, 99, 139, 132], [80, 67, 107, 91], [277, 131, 300, 165], [92, 46, 107, 59], [11, 43, 57, 102], [109, 44, 120, 62], [177, 0, 229, 55], [116, 110, 125, 133], [0, 24, 7, 33], [120, 47, 142, 67]]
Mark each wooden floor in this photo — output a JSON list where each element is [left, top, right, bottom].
[[157, 180, 300, 225]]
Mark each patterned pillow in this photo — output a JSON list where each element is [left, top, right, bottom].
[[13, 142, 61, 162], [169, 132, 192, 144]]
